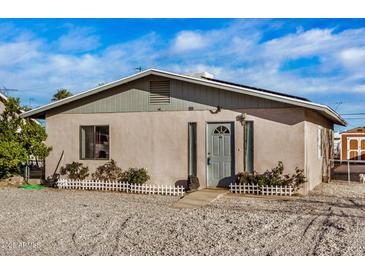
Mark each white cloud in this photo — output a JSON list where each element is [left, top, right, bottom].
[[262, 29, 335, 60], [339, 47, 365, 66], [1, 20, 365, 111], [171, 31, 207, 53], [57, 27, 100, 52], [0, 40, 41, 67], [0, 31, 164, 106], [352, 84, 365, 93], [166, 25, 365, 98]]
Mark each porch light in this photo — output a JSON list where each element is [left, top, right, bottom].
[[236, 113, 247, 125]]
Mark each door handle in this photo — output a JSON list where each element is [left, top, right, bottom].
[[207, 157, 211, 165]]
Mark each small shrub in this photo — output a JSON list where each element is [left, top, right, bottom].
[[236, 171, 255, 184], [235, 161, 306, 190], [291, 167, 306, 190], [60, 161, 89, 180], [91, 159, 123, 181], [122, 168, 150, 185]]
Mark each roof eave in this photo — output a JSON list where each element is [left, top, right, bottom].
[[322, 108, 347, 126]]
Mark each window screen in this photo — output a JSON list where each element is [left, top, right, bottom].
[[188, 122, 197, 176], [244, 121, 254, 173], [80, 125, 109, 160], [80, 126, 94, 159]]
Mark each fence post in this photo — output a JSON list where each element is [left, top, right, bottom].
[[347, 160, 350, 184]]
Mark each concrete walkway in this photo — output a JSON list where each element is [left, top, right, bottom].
[[173, 188, 229, 208]]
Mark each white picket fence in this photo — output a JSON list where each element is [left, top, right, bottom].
[[360, 174, 365, 184], [56, 179, 185, 196], [229, 183, 293, 196]]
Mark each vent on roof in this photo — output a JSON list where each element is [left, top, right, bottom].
[[149, 80, 171, 104], [189, 72, 215, 79]]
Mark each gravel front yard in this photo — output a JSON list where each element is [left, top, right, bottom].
[[0, 182, 365, 255]]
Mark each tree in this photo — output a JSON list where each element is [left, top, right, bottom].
[[0, 97, 52, 179], [51, 88, 72, 101]]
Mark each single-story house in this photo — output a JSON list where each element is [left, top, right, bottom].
[[340, 127, 365, 161], [21, 69, 346, 193]]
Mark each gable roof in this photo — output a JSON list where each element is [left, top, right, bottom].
[[340, 126, 365, 134], [20, 68, 346, 126]]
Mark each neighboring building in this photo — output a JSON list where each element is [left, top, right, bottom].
[[21, 69, 346, 193], [333, 131, 341, 159], [340, 127, 365, 161], [0, 92, 7, 114], [0, 92, 40, 123], [0, 91, 44, 180]]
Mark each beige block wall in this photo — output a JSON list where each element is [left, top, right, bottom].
[[45, 107, 311, 189]]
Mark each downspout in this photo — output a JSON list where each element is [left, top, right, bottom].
[[237, 113, 246, 172]]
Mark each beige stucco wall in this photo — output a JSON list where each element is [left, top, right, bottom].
[[239, 108, 305, 175], [304, 121, 322, 192], [46, 109, 244, 187], [45, 107, 310, 189], [304, 110, 333, 193]]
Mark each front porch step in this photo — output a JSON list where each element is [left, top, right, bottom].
[[173, 188, 228, 209]]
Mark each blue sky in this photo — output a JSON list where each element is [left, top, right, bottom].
[[1, 18, 365, 130]]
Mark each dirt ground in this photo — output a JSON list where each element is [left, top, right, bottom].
[[0, 182, 364, 255]]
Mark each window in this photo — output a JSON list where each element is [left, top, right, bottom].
[[244, 121, 254, 172], [213, 125, 230, 135], [80, 125, 109, 160], [149, 80, 171, 104], [188, 122, 197, 176]]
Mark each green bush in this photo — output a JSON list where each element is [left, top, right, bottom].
[[91, 160, 150, 184], [0, 97, 51, 179], [60, 161, 89, 180], [122, 168, 150, 185], [235, 161, 306, 190], [91, 159, 123, 181]]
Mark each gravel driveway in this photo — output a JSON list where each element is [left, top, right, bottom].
[[0, 182, 365, 255]]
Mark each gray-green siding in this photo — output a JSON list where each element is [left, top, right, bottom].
[[50, 75, 291, 116]]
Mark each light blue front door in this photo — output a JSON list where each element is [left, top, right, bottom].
[[207, 123, 234, 187]]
